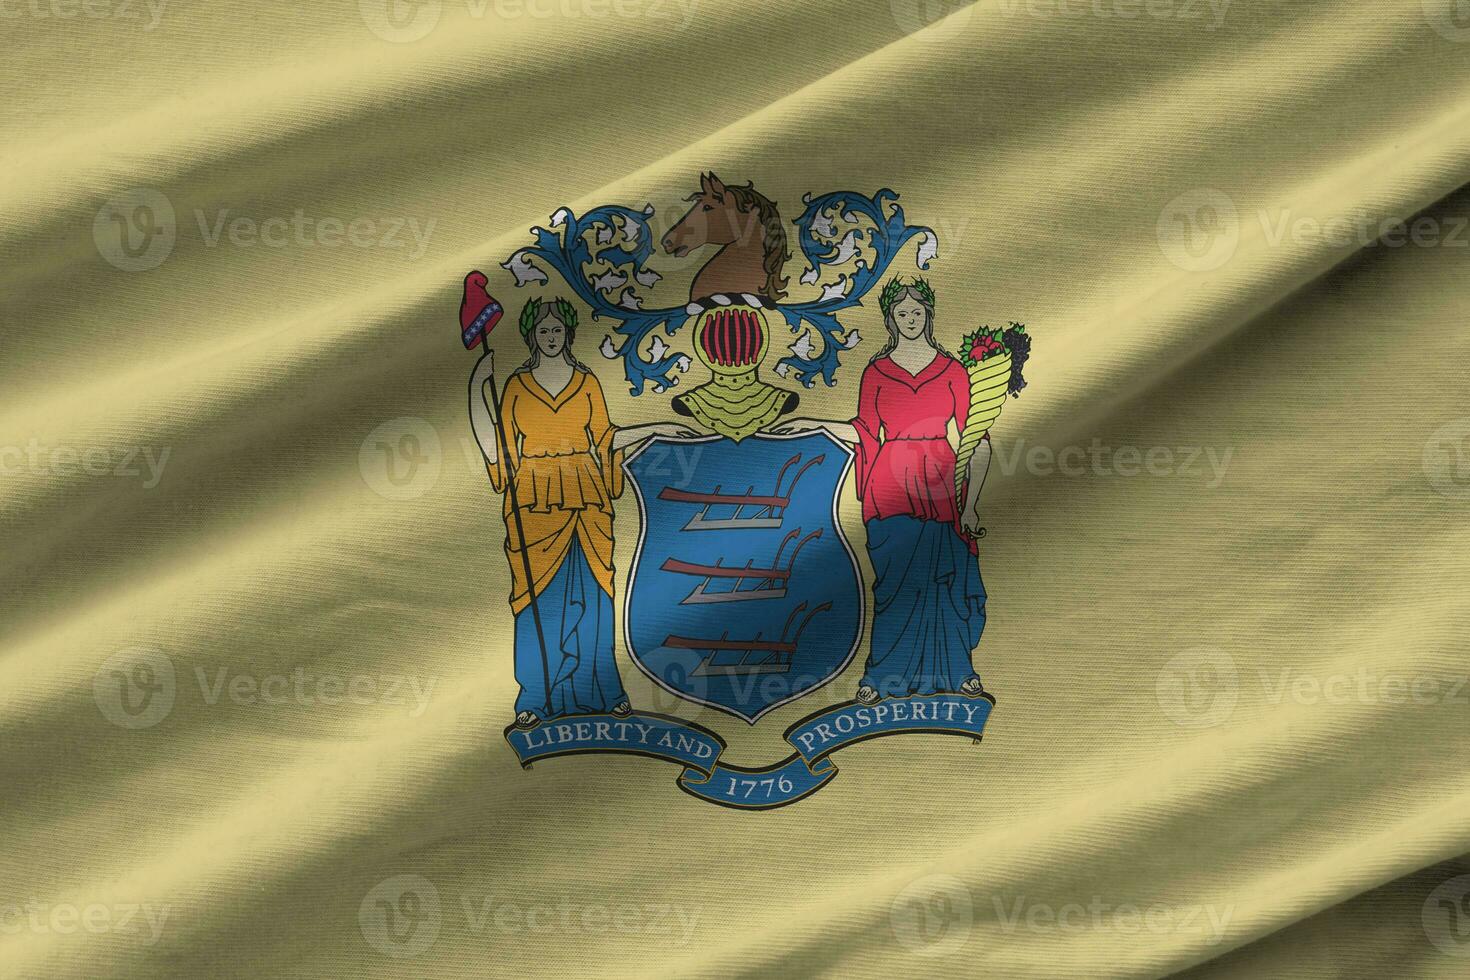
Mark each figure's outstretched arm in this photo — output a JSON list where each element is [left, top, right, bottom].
[[611, 421, 700, 451], [767, 417, 859, 444]]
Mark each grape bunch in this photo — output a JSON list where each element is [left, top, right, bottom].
[[1002, 322, 1031, 398]]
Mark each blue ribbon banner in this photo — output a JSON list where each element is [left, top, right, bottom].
[[504, 693, 995, 810]]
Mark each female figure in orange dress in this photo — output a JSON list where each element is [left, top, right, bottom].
[[469, 297, 692, 728]]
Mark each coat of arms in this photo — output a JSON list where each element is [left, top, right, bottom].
[[624, 430, 862, 724], [455, 173, 1033, 808]]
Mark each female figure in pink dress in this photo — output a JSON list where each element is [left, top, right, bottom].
[[775, 279, 991, 704]]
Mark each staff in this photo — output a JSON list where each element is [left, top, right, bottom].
[[459, 271, 553, 720]]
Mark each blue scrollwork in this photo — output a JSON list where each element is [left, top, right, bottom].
[[499, 189, 936, 394], [777, 189, 936, 387], [501, 204, 691, 395]]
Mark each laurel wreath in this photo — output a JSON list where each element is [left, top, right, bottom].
[[518, 297, 579, 337], [878, 276, 936, 317]]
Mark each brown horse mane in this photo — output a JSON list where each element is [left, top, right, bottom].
[[724, 181, 790, 302]]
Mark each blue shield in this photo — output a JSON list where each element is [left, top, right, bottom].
[[623, 432, 864, 723]]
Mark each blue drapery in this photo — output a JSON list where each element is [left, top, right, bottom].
[[860, 516, 986, 697], [513, 535, 627, 717]]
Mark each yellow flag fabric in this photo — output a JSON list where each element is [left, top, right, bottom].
[[4, 1, 1470, 977]]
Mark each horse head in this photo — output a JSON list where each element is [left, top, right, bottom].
[[661, 172, 789, 303], [661, 172, 742, 257]]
